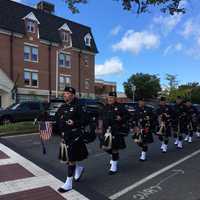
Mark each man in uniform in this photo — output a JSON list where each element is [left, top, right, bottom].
[[156, 97, 173, 153], [130, 98, 154, 161], [96, 91, 129, 175], [184, 99, 198, 143], [172, 96, 187, 149], [56, 87, 88, 193]]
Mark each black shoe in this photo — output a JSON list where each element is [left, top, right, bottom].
[[74, 168, 84, 182], [109, 170, 117, 175], [57, 187, 71, 193], [139, 158, 146, 162]]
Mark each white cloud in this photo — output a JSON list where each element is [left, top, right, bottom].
[[11, 0, 22, 2], [153, 14, 182, 35], [112, 30, 160, 54], [95, 57, 124, 76], [180, 19, 194, 38], [163, 43, 183, 56], [175, 43, 183, 51], [110, 25, 122, 36], [163, 45, 172, 56]]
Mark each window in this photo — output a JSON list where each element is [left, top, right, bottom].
[[24, 45, 38, 62], [58, 53, 71, 68], [84, 33, 92, 47], [24, 71, 31, 86], [84, 55, 89, 66], [29, 102, 40, 110], [32, 72, 38, 87], [85, 79, 90, 90], [85, 37, 90, 46], [59, 75, 71, 90], [24, 70, 39, 87], [24, 46, 31, 61], [32, 47, 38, 62], [61, 31, 70, 42], [27, 21, 35, 33]]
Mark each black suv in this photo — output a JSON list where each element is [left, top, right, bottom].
[[0, 101, 48, 124], [46, 98, 104, 134]]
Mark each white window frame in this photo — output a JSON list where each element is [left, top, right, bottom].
[[24, 44, 39, 63], [58, 52, 71, 68], [84, 54, 89, 67], [24, 69, 39, 88], [59, 74, 72, 90], [85, 79, 90, 90], [84, 33, 92, 47], [27, 20, 35, 33]]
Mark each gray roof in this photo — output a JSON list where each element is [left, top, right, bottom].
[[0, 0, 98, 53]]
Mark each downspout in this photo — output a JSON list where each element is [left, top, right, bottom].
[[10, 33, 14, 81], [78, 50, 82, 98], [48, 44, 52, 101]]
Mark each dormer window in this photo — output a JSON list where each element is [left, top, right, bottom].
[[61, 31, 70, 43], [22, 12, 40, 36], [27, 21, 35, 33], [58, 23, 72, 46], [84, 33, 92, 47]]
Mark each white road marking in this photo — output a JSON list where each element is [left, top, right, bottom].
[[0, 143, 89, 200], [109, 148, 200, 200]]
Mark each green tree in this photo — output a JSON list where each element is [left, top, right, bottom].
[[123, 73, 161, 100], [191, 86, 200, 104], [165, 74, 178, 91], [65, 0, 186, 14]]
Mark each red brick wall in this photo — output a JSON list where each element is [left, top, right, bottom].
[[0, 31, 95, 96]]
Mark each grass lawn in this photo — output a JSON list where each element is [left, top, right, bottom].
[[0, 122, 38, 136]]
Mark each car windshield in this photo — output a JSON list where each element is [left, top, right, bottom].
[[9, 103, 20, 110], [48, 102, 63, 111]]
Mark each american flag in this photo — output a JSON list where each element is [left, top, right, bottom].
[[39, 121, 52, 141]]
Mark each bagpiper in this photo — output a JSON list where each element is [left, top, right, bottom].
[[130, 98, 154, 161], [184, 99, 198, 143], [172, 96, 188, 149], [96, 91, 129, 175], [56, 86, 88, 193], [156, 97, 173, 153]]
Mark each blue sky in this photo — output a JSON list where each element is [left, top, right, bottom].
[[15, 0, 200, 91]]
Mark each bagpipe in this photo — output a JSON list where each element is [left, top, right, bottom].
[[132, 118, 150, 144], [101, 126, 112, 151], [156, 113, 169, 136]]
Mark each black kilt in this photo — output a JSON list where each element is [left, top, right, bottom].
[[67, 138, 88, 162], [60, 130, 88, 162], [104, 132, 126, 154]]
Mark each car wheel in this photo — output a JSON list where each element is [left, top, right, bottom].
[[2, 117, 12, 125]]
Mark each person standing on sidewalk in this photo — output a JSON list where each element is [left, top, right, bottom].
[[56, 86, 88, 193]]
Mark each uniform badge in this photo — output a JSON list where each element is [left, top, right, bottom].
[[114, 107, 118, 111], [70, 107, 74, 112]]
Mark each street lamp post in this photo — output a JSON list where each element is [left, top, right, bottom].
[[131, 83, 136, 102]]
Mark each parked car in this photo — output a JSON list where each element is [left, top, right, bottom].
[[46, 98, 104, 134], [122, 102, 155, 114], [0, 101, 48, 125]]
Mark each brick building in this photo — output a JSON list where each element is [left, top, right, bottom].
[[0, 0, 98, 108], [95, 79, 117, 98]]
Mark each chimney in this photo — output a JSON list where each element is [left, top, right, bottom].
[[37, 1, 55, 14]]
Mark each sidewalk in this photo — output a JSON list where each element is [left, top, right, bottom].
[[0, 143, 89, 200]]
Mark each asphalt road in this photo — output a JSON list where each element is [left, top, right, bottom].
[[1, 133, 200, 200]]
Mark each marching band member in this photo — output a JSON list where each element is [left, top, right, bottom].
[[56, 87, 88, 193], [130, 98, 154, 161], [156, 97, 173, 153], [96, 91, 129, 175], [172, 96, 188, 149]]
